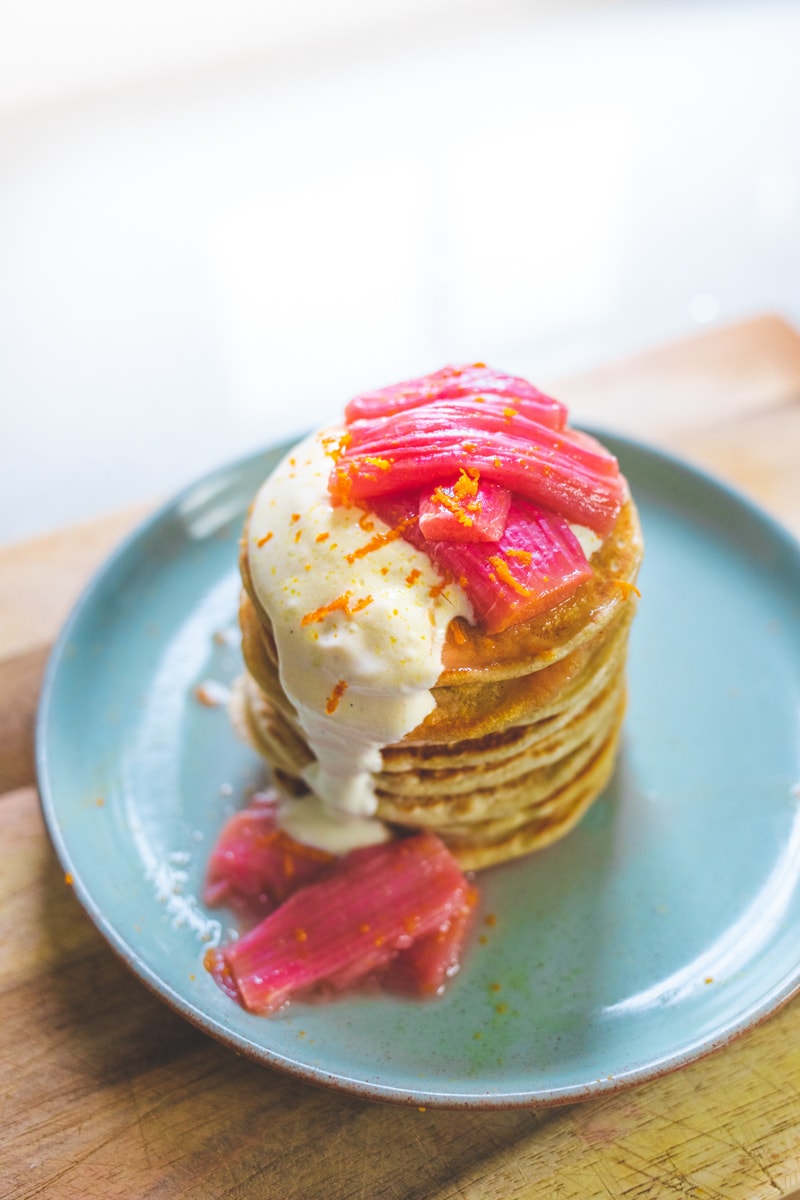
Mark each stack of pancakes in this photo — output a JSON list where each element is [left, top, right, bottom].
[[234, 497, 643, 872]]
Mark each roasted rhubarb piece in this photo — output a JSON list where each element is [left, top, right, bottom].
[[371, 492, 594, 634], [328, 366, 627, 625], [331, 400, 625, 536], [384, 886, 477, 996], [427, 500, 594, 633], [418, 473, 512, 543], [206, 833, 472, 1014], [204, 794, 335, 922], [345, 363, 567, 427]]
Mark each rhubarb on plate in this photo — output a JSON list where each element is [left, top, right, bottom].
[[204, 818, 475, 1013], [207, 364, 643, 1012]]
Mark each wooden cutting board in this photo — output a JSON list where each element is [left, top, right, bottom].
[[3, 314, 800, 1200]]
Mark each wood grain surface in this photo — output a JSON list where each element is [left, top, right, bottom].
[[3, 315, 800, 1200]]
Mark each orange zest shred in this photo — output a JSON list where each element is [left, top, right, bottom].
[[614, 580, 642, 599], [204, 948, 233, 980], [358, 511, 376, 532], [256, 531, 273, 547], [405, 567, 422, 587], [453, 467, 480, 499], [321, 431, 350, 462], [291, 513, 301, 524], [364, 456, 392, 471], [315, 531, 329, 543], [348, 594, 374, 615], [301, 591, 374, 626], [488, 555, 531, 596], [431, 485, 473, 527], [345, 517, 415, 563], [506, 548, 532, 564], [325, 679, 348, 715], [331, 466, 353, 506]]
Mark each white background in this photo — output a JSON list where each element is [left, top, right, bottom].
[[2, 0, 799, 543]]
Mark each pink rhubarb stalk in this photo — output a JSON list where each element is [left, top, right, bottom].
[[384, 887, 477, 996], [344, 363, 566, 428], [207, 833, 472, 1014], [204, 793, 335, 922], [332, 403, 624, 536], [372, 493, 593, 633], [418, 475, 512, 542]]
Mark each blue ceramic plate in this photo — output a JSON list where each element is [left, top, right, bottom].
[[37, 433, 800, 1108]]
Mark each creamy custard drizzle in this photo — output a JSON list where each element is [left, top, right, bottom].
[[247, 428, 474, 850]]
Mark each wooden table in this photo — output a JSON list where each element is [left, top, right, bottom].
[[4, 315, 800, 1199]]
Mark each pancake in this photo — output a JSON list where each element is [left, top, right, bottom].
[[234, 485, 643, 869]]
